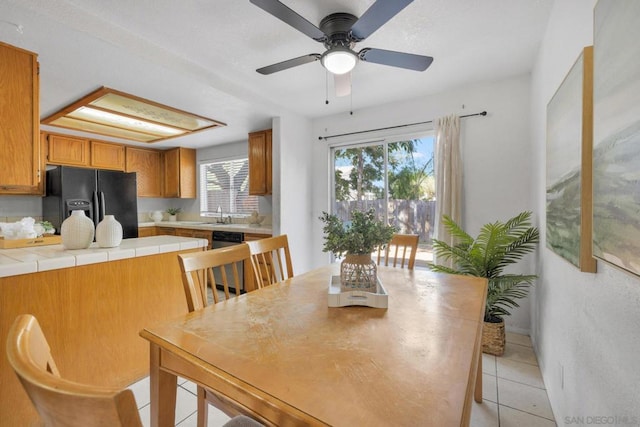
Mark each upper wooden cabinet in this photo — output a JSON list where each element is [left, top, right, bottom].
[[125, 146, 163, 198], [0, 42, 42, 195], [164, 147, 196, 198], [46, 134, 90, 167], [45, 133, 125, 171], [90, 140, 125, 170], [248, 129, 272, 196]]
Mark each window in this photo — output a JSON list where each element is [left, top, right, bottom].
[[199, 158, 258, 215], [331, 134, 435, 266]]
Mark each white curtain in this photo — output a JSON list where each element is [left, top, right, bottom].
[[434, 114, 461, 268]]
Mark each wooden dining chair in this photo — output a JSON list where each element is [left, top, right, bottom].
[[246, 234, 294, 288], [6, 314, 143, 427], [376, 233, 420, 270], [177, 244, 257, 427], [178, 244, 250, 310]]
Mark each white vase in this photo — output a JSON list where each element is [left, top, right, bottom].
[[61, 210, 95, 249], [169, 215, 177, 222], [96, 215, 123, 248], [150, 211, 163, 222]]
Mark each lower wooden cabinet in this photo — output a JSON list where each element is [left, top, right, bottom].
[[137, 227, 156, 237], [156, 227, 176, 236], [174, 228, 212, 249]]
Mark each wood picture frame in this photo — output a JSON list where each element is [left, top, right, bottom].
[[546, 46, 596, 273], [592, 0, 640, 276]]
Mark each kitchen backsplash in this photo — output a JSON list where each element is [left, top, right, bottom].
[[1, 195, 273, 226], [0, 195, 43, 222]]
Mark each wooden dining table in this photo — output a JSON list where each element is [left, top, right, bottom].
[[140, 264, 487, 427]]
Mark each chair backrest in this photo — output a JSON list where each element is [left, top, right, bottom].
[[246, 234, 294, 288], [376, 233, 420, 270], [178, 244, 251, 311], [6, 314, 143, 427]]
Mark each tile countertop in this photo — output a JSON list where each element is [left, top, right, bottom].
[[141, 221, 273, 235], [0, 236, 208, 278]]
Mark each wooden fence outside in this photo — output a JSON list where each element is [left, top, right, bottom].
[[334, 200, 436, 243]]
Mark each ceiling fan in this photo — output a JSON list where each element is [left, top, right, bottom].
[[250, 0, 434, 97]]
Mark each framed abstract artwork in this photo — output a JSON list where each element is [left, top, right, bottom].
[[546, 46, 596, 272], [592, 0, 640, 276]]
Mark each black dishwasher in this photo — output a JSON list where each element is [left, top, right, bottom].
[[212, 231, 245, 293]]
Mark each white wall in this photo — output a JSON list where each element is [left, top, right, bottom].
[[273, 114, 315, 273], [311, 73, 535, 332], [531, 0, 640, 422]]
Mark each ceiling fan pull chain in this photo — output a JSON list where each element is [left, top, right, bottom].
[[350, 81, 353, 115], [325, 70, 329, 105]]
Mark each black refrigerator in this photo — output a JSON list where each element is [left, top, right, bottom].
[[42, 166, 139, 238]]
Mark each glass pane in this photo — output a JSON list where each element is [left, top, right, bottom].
[[331, 136, 435, 267], [199, 159, 258, 215], [387, 137, 436, 266], [333, 144, 386, 222]]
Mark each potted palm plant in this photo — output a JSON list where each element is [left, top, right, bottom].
[[320, 208, 396, 292], [428, 211, 539, 356]]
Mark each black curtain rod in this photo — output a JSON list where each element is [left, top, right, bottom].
[[318, 110, 487, 141]]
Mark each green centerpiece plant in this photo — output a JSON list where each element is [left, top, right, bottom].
[[320, 208, 396, 292], [428, 211, 539, 355]]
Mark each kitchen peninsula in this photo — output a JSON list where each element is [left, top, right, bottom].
[[0, 235, 207, 425]]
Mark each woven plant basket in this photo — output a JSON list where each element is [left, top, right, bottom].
[[340, 254, 377, 292], [482, 319, 505, 356]]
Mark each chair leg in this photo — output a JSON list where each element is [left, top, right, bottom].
[[197, 386, 208, 427]]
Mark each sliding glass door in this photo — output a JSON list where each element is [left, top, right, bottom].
[[331, 135, 435, 266]]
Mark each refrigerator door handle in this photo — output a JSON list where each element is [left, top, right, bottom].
[[99, 191, 106, 222], [92, 191, 100, 228]]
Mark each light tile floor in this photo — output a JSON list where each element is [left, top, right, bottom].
[[129, 332, 556, 427], [471, 332, 556, 427]]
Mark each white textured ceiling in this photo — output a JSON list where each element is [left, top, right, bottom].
[[0, 0, 553, 149]]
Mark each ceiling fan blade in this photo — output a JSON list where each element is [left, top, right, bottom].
[[359, 48, 433, 71], [250, 0, 326, 41], [350, 0, 413, 41], [334, 73, 351, 97], [256, 54, 321, 75]]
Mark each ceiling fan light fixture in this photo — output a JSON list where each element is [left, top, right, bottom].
[[321, 47, 357, 75]]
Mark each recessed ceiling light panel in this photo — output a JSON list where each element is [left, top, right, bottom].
[[42, 87, 226, 143]]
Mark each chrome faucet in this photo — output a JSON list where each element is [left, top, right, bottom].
[[216, 206, 225, 223]]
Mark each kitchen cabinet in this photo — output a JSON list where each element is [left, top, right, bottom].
[[164, 147, 196, 198], [191, 230, 213, 249], [138, 227, 156, 237], [248, 129, 272, 195], [243, 232, 272, 292], [46, 134, 90, 167], [0, 42, 42, 195], [174, 228, 212, 249], [156, 227, 176, 236], [125, 147, 163, 198], [90, 140, 125, 170], [46, 134, 125, 170], [0, 243, 200, 425]]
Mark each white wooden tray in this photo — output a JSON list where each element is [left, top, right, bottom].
[[328, 275, 388, 308]]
